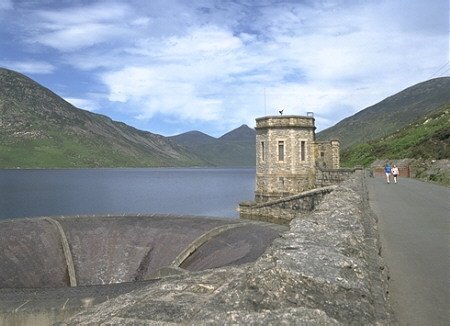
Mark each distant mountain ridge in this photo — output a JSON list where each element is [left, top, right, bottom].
[[219, 124, 256, 142], [317, 77, 450, 148], [169, 125, 256, 167], [170, 131, 216, 145]]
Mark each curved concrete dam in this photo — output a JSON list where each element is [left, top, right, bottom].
[[0, 214, 287, 289]]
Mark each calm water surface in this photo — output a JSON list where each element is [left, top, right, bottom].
[[0, 168, 256, 220]]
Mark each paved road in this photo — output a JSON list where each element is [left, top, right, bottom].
[[368, 176, 449, 326]]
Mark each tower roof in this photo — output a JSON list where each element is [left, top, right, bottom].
[[255, 115, 315, 130]]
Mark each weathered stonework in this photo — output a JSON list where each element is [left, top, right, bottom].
[[254, 115, 340, 202], [240, 186, 336, 224], [315, 139, 340, 169], [241, 114, 348, 224], [316, 167, 362, 187]]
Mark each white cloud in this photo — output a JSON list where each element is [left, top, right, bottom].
[[35, 23, 129, 52], [102, 67, 160, 103], [64, 97, 99, 112], [102, 65, 223, 121], [0, 61, 55, 74], [27, 2, 135, 52], [99, 25, 254, 123], [2, 0, 447, 136], [36, 2, 129, 25], [98, 0, 447, 132], [160, 26, 243, 58]]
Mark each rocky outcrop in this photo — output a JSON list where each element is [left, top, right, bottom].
[[66, 172, 395, 325]]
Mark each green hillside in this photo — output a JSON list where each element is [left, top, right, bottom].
[[317, 77, 450, 148], [0, 68, 205, 168], [341, 104, 450, 168]]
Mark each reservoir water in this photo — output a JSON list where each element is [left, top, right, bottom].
[[0, 168, 256, 220]]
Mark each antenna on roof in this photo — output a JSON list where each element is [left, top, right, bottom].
[[264, 88, 267, 115]]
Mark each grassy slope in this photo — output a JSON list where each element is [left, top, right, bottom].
[[341, 104, 450, 167], [0, 114, 205, 168], [0, 133, 200, 168], [317, 77, 450, 148]]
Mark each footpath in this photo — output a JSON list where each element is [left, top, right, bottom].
[[368, 177, 448, 326]]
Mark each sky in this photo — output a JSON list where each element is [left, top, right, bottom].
[[0, 0, 449, 137]]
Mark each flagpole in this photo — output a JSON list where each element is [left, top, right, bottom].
[[264, 87, 267, 115]]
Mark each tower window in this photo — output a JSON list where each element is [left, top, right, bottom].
[[300, 141, 306, 161], [261, 141, 265, 161], [278, 141, 284, 161]]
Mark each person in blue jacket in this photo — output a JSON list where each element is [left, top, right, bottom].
[[384, 162, 392, 183]]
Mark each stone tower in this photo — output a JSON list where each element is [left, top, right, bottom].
[[254, 115, 340, 202]]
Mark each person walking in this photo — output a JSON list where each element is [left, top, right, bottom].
[[384, 162, 392, 183], [392, 164, 399, 184]]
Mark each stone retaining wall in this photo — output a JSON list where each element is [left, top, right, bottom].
[[315, 166, 363, 187], [66, 171, 396, 325], [240, 167, 362, 224], [239, 186, 336, 224]]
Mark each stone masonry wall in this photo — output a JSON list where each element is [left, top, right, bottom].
[[66, 172, 395, 325], [316, 167, 362, 187], [255, 115, 342, 201], [255, 116, 316, 199], [243, 168, 360, 224], [314, 139, 340, 169], [240, 186, 336, 224]]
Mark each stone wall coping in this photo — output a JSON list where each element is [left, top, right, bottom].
[[255, 115, 315, 130], [0, 213, 241, 224], [255, 115, 314, 121], [317, 167, 362, 172], [243, 185, 337, 209]]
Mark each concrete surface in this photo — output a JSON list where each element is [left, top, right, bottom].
[[0, 214, 285, 289], [0, 214, 286, 325], [368, 176, 449, 326]]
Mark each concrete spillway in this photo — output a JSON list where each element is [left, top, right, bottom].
[[0, 214, 286, 324], [0, 215, 286, 289]]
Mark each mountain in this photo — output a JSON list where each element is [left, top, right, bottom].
[[170, 130, 217, 146], [317, 77, 450, 148], [170, 125, 256, 167], [0, 68, 205, 168], [340, 104, 449, 168], [219, 124, 256, 142]]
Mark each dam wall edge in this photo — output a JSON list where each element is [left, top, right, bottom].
[[66, 170, 396, 324]]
